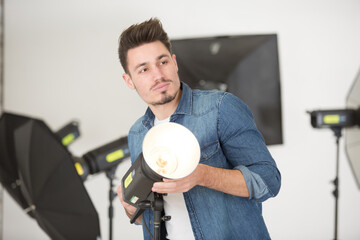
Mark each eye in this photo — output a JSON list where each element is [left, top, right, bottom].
[[139, 68, 148, 73], [160, 60, 168, 65]]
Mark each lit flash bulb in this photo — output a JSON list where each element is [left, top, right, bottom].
[[149, 147, 178, 175]]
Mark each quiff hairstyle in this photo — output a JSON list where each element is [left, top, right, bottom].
[[118, 18, 172, 74]]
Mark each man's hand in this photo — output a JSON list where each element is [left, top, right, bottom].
[[152, 163, 250, 197], [152, 163, 205, 193], [117, 185, 142, 224]]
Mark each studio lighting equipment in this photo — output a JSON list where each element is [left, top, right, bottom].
[[171, 34, 283, 145], [121, 122, 200, 240], [308, 67, 360, 240], [0, 112, 82, 219], [55, 120, 80, 146], [74, 136, 130, 181], [57, 124, 131, 240], [74, 136, 130, 240], [0, 112, 101, 239], [309, 109, 359, 129]]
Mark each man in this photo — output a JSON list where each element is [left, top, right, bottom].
[[117, 18, 281, 240]]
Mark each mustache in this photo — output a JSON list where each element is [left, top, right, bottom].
[[150, 79, 172, 91]]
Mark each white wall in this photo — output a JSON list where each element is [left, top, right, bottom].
[[2, 0, 360, 239]]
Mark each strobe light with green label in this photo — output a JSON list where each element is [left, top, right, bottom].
[[307, 67, 360, 240], [55, 121, 80, 146], [79, 136, 130, 180], [309, 109, 359, 128], [121, 122, 200, 228]]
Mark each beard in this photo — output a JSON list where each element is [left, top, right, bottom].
[[132, 78, 181, 106], [150, 91, 177, 106], [148, 79, 180, 106]]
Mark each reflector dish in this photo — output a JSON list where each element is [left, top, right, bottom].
[[142, 122, 200, 179]]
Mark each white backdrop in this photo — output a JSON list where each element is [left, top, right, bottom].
[[2, 0, 360, 239]]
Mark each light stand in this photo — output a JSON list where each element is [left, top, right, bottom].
[[78, 136, 130, 240], [152, 193, 164, 240], [330, 127, 342, 240], [309, 108, 359, 240], [130, 193, 170, 240], [121, 123, 201, 240], [105, 167, 118, 240], [124, 154, 169, 239]]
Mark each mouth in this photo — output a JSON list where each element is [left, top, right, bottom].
[[152, 81, 171, 92]]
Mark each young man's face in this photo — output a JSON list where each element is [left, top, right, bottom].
[[123, 41, 181, 107]]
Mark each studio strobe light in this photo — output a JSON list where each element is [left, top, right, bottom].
[[75, 136, 130, 240], [308, 67, 360, 240], [121, 122, 200, 240]]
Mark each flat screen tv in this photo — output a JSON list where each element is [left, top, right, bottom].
[[171, 34, 283, 145]]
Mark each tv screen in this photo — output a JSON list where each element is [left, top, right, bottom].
[[171, 34, 283, 145]]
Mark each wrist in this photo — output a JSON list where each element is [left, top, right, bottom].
[[197, 164, 209, 187]]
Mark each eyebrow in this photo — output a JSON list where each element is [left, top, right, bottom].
[[133, 54, 170, 71]]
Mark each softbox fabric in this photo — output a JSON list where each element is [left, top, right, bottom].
[[171, 35, 282, 145]]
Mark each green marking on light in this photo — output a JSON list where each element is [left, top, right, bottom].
[[62, 133, 75, 146], [125, 172, 133, 188], [74, 162, 84, 176], [106, 149, 124, 163], [323, 115, 340, 124]]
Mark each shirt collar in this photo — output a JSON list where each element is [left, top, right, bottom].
[[143, 81, 192, 123], [173, 81, 192, 116]]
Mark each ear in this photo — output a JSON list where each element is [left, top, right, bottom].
[[172, 54, 178, 72], [123, 73, 135, 90]]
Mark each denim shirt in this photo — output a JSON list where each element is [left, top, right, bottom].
[[127, 82, 281, 240]]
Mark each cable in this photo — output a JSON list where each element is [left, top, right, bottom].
[[142, 214, 154, 240]]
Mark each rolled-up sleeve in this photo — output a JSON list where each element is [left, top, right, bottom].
[[218, 93, 281, 202]]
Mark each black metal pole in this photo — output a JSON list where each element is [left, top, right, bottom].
[[106, 167, 117, 240], [153, 193, 164, 240], [109, 177, 114, 240], [134, 193, 170, 240], [331, 127, 342, 240]]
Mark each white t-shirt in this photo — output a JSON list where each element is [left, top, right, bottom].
[[154, 117, 195, 240]]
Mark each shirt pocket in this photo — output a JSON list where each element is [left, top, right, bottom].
[[199, 141, 219, 164]]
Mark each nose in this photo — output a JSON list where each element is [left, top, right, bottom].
[[152, 65, 165, 82]]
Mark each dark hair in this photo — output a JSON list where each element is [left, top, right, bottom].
[[118, 18, 172, 74]]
